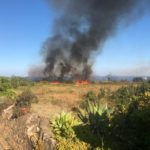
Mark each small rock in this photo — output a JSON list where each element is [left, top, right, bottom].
[[2, 104, 15, 120]]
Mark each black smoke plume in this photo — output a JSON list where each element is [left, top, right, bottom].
[[42, 0, 149, 81]]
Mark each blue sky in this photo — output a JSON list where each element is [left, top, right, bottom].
[[0, 0, 150, 77]]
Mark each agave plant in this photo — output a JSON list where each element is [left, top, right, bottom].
[[78, 101, 113, 138], [51, 112, 80, 138]]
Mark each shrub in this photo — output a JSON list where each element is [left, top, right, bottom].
[[0, 89, 16, 98], [52, 83, 150, 150], [55, 136, 90, 150], [80, 91, 98, 109], [13, 89, 38, 117], [0, 81, 16, 104], [78, 101, 113, 140], [110, 97, 150, 150], [51, 112, 80, 139], [80, 89, 111, 109], [10, 77, 20, 88], [0, 82, 11, 92], [10, 76, 35, 88], [98, 88, 111, 99], [111, 84, 150, 112], [73, 124, 102, 148], [15, 89, 37, 107], [0, 77, 10, 84], [84, 91, 98, 102], [0, 76, 35, 97]]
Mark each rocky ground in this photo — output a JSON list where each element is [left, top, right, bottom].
[[0, 106, 56, 150]]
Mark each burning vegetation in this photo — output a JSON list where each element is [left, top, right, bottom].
[[75, 80, 89, 86]]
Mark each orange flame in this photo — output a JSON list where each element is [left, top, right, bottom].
[[50, 81, 61, 85], [75, 80, 89, 86]]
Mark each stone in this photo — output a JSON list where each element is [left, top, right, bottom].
[[0, 105, 56, 150], [2, 104, 15, 120]]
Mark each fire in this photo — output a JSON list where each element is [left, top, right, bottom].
[[75, 80, 89, 86], [50, 81, 61, 85], [49, 80, 89, 85]]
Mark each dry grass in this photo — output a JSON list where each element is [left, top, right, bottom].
[[15, 82, 130, 118]]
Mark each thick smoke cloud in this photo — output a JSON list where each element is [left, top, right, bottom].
[[42, 0, 149, 80]]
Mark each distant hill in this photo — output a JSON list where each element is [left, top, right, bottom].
[[91, 75, 150, 81]]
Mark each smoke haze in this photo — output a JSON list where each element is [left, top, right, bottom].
[[41, 0, 149, 80]]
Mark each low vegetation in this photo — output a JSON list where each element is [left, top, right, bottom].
[[51, 83, 150, 150], [52, 112, 80, 139], [0, 79, 150, 149], [13, 89, 38, 118], [0, 76, 35, 113]]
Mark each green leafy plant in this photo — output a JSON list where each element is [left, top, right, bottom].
[[55, 136, 90, 150], [98, 88, 111, 99], [78, 102, 113, 135], [84, 91, 98, 102], [11, 76, 35, 88], [51, 83, 150, 150], [110, 97, 150, 150], [111, 83, 150, 112], [52, 112, 80, 139], [80, 91, 98, 109], [0, 77, 11, 92]]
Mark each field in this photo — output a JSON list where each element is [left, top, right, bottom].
[[17, 82, 128, 118], [0, 78, 150, 150], [0, 79, 125, 116]]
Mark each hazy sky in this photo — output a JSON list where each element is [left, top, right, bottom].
[[0, 0, 150, 77]]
